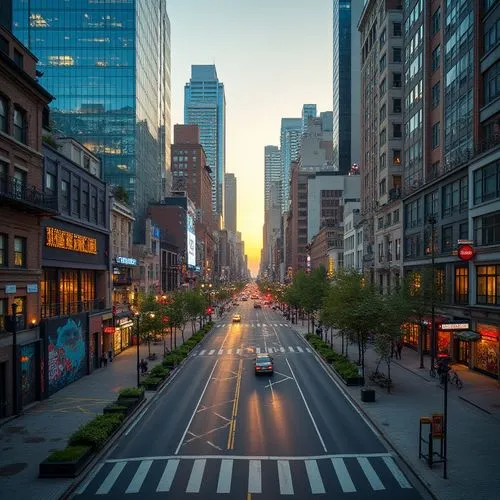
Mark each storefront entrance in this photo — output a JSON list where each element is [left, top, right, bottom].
[[455, 339, 471, 366]]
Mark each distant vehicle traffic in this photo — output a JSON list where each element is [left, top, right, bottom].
[[232, 313, 241, 322], [253, 302, 262, 309]]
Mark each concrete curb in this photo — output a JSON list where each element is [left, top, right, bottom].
[[60, 323, 217, 499], [294, 329, 438, 500]]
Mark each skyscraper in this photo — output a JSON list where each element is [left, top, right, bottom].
[[332, 0, 362, 173], [264, 145, 281, 213], [224, 173, 237, 233], [184, 65, 226, 217], [280, 118, 302, 213], [13, 0, 171, 243], [301, 104, 317, 133]]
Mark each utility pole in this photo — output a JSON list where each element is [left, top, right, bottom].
[[428, 216, 437, 371]]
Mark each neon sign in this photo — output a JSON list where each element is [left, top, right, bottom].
[[46, 227, 97, 254]]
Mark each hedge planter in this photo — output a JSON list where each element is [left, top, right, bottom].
[[118, 387, 145, 402], [103, 403, 132, 416], [39, 446, 93, 478], [141, 376, 163, 391]]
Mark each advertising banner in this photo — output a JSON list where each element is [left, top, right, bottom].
[[187, 214, 196, 268]]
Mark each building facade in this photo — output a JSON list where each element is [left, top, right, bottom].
[[184, 65, 226, 217], [13, 0, 172, 243], [0, 26, 53, 417], [224, 173, 237, 233], [333, 0, 362, 173], [264, 145, 281, 213], [280, 117, 302, 213]]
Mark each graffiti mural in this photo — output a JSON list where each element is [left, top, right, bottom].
[[20, 343, 37, 406], [46, 314, 88, 395]]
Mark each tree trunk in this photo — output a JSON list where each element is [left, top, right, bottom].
[[357, 334, 362, 365], [360, 337, 365, 385], [170, 326, 173, 350], [387, 358, 391, 394], [181, 326, 185, 344], [174, 327, 177, 349]]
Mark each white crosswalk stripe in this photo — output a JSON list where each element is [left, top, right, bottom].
[[195, 345, 314, 357], [306, 348, 312, 353], [288, 346, 295, 352], [217, 349, 223, 355], [296, 346, 304, 353], [208, 349, 215, 355], [256, 347, 261, 354], [280, 347, 285, 353], [268, 347, 274, 353], [79, 454, 413, 497]]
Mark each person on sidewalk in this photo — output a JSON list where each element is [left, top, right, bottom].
[[391, 341, 396, 358], [108, 350, 113, 363], [396, 341, 403, 360], [101, 353, 108, 367]]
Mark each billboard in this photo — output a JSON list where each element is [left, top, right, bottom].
[[187, 214, 196, 268]]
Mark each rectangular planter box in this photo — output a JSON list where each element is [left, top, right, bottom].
[[103, 404, 132, 416], [361, 388, 376, 402], [39, 447, 94, 478]]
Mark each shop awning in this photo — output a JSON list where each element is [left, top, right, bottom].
[[454, 330, 481, 341]]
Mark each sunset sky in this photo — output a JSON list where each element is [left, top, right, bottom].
[[168, 0, 333, 276]]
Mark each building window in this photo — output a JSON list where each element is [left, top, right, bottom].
[[91, 187, 98, 222], [484, 62, 500, 105], [82, 182, 89, 220], [473, 160, 500, 204], [432, 122, 440, 149], [61, 180, 70, 212], [45, 172, 56, 192], [378, 217, 384, 230], [392, 149, 401, 165], [474, 212, 500, 246], [459, 222, 468, 240], [379, 179, 387, 196], [380, 128, 386, 146], [380, 78, 387, 95], [380, 152, 387, 170], [0, 298, 7, 332], [432, 8, 441, 35], [72, 181, 80, 216], [393, 209, 400, 223], [477, 265, 500, 305], [0, 234, 6, 266], [12, 296, 26, 330], [14, 236, 26, 267], [484, 17, 500, 52], [442, 225, 453, 252], [431, 45, 441, 72], [379, 29, 386, 48], [432, 82, 440, 109], [393, 123, 402, 138], [13, 49, 23, 67], [392, 72, 402, 88], [454, 267, 468, 305], [380, 104, 386, 122], [13, 107, 26, 144], [431, 161, 440, 178], [0, 96, 7, 133], [393, 47, 402, 63], [393, 22, 402, 37], [442, 177, 467, 216], [393, 98, 401, 113], [379, 53, 387, 72]]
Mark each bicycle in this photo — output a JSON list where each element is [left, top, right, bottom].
[[429, 365, 437, 378], [448, 369, 463, 389]]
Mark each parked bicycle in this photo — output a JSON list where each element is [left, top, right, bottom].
[[447, 369, 463, 389]]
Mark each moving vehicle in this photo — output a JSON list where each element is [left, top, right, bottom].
[[254, 353, 274, 374], [232, 313, 241, 322], [253, 302, 262, 309]]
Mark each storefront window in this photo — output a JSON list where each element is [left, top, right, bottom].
[[475, 323, 499, 376], [13, 296, 26, 330], [437, 330, 451, 357], [404, 322, 420, 346], [476, 265, 500, 305], [81, 271, 95, 308], [60, 270, 79, 315], [41, 268, 58, 318]]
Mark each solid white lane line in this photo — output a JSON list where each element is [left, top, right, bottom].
[[332, 457, 356, 492], [288, 346, 295, 352], [248, 460, 262, 493], [218, 349, 223, 355], [357, 457, 385, 490], [156, 459, 179, 492], [305, 459, 326, 494], [186, 459, 206, 493], [199, 350, 206, 355], [208, 349, 215, 355], [382, 456, 412, 488], [96, 462, 127, 495], [280, 347, 285, 352], [125, 459, 153, 493], [227, 348, 232, 355], [277, 460, 294, 495], [297, 346, 304, 352], [216, 459, 233, 494], [285, 358, 327, 452], [175, 360, 219, 455], [256, 347, 261, 354]]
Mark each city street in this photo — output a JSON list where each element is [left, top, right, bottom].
[[73, 303, 422, 499]]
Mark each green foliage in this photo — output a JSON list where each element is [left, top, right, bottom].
[[141, 376, 163, 389], [150, 365, 170, 378], [112, 185, 129, 204], [118, 387, 144, 399], [46, 445, 91, 463], [68, 414, 124, 451]]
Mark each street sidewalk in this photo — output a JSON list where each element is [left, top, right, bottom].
[[0, 325, 200, 500], [293, 322, 500, 500]]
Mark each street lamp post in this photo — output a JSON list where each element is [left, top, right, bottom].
[[135, 313, 140, 388], [11, 303, 18, 415], [428, 216, 437, 371]]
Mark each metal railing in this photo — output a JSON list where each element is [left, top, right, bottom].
[[0, 173, 57, 211], [41, 299, 106, 319]]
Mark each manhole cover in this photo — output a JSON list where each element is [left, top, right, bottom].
[[24, 436, 46, 444], [0, 463, 28, 477]]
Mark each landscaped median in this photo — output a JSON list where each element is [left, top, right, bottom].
[[305, 334, 364, 386], [39, 321, 214, 478]]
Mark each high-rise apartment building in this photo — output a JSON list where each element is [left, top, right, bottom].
[[264, 145, 281, 213], [332, 0, 362, 173], [359, 0, 404, 292], [224, 173, 237, 233], [13, 0, 171, 243], [184, 65, 226, 217], [280, 118, 302, 213], [301, 104, 317, 133]]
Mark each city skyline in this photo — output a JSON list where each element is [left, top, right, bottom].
[[168, 0, 333, 275]]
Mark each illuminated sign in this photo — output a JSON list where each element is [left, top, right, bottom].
[[116, 256, 137, 266], [440, 322, 469, 330], [458, 244, 474, 261], [103, 326, 115, 334], [46, 227, 97, 254], [187, 214, 196, 268]]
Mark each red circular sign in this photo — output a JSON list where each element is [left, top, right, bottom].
[[458, 244, 474, 261]]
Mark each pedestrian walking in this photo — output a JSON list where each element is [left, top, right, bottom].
[[102, 353, 108, 367], [108, 350, 113, 363], [390, 341, 395, 358], [396, 341, 403, 360]]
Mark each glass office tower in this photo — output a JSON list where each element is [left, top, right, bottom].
[[184, 65, 226, 218], [13, 0, 171, 243]]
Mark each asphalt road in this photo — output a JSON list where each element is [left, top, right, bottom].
[[73, 302, 423, 499]]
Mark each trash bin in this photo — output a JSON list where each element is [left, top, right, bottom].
[[361, 388, 375, 402]]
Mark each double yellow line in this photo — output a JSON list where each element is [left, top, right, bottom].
[[227, 358, 243, 449]]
